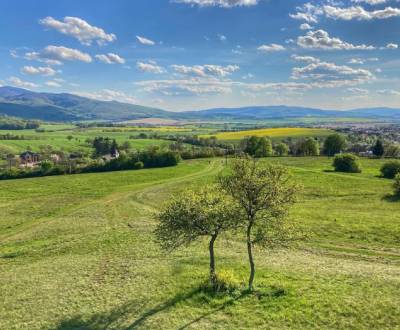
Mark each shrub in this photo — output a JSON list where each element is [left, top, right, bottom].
[[394, 174, 400, 196], [133, 161, 144, 170], [333, 153, 362, 173], [380, 161, 400, 179]]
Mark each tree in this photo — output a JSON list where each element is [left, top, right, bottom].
[[372, 139, 385, 158], [384, 144, 400, 158], [275, 143, 289, 157], [155, 186, 238, 287], [333, 153, 362, 173], [323, 134, 346, 157], [380, 161, 400, 179], [243, 136, 272, 158], [394, 174, 400, 197], [219, 157, 298, 290], [295, 138, 319, 156]]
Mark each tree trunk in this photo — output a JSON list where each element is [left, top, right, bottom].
[[247, 222, 255, 291], [209, 233, 218, 287]]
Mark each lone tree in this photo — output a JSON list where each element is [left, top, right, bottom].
[[155, 186, 238, 288], [372, 139, 385, 158], [243, 136, 273, 158], [333, 153, 362, 173], [323, 134, 346, 157], [219, 157, 298, 290]]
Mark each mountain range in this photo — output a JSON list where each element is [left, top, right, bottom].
[[1, 86, 400, 122]]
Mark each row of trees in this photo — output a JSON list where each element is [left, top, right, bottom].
[[155, 157, 299, 291], [0, 116, 40, 130]]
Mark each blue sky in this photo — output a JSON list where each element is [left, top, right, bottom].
[[1, 0, 400, 111]]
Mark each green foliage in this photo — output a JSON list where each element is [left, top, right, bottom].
[[394, 174, 400, 196], [295, 138, 320, 156], [323, 134, 346, 156], [219, 157, 299, 289], [380, 161, 400, 179], [243, 136, 272, 158], [0, 116, 40, 130], [333, 153, 362, 173], [384, 144, 400, 158], [275, 142, 289, 156], [372, 139, 385, 158], [133, 161, 144, 170], [40, 160, 53, 174]]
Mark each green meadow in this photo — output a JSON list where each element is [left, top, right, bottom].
[[1, 157, 399, 329]]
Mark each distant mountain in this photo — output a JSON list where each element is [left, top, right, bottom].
[[183, 106, 400, 120], [1, 86, 400, 122], [0, 86, 169, 121]]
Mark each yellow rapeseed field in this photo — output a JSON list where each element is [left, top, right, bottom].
[[206, 127, 333, 140]]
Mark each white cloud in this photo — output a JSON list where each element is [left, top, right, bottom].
[[300, 23, 313, 30], [377, 89, 400, 95], [45, 81, 62, 88], [347, 87, 369, 94], [291, 55, 320, 63], [8, 76, 39, 89], [218, 34, 227, 41], [136, 62, 165, 74], [257, 44, 286, 52], [75, 89, 138, 104], [21, 66, 57, 76], [289, 3, 324, 23], [297, 30, 375, 50], [25, 46, 92, 64], [172, 0, 259, 8], [39, 16, 116, 46], [352, 0, 388, 4], [348, 57, 379, 64], [324, 5, 400, 21], [292, 60, 375, 87], [171, 64, 239, 77], [95, 53, 125, 64], [136, 35, 156, 46], [385, 43, 398, 49]]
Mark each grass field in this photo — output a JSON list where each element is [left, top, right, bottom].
[[1, 157, 399, 329], [204, 127, 333, 141]]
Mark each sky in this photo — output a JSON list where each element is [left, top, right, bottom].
[[1, 0, 400, 111]]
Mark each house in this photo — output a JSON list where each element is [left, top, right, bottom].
[[19, 151, 40, 167]]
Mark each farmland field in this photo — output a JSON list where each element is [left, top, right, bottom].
[[1, 157, 399, 329], [205, 127, 333, 141]]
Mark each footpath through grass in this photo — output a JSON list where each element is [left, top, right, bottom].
[[0, 157, 399, 329]]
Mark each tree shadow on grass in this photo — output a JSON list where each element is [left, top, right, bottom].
[[382, 193, 400, 203], [55, 286, 246, 330]]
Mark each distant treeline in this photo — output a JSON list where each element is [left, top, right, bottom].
[[0, 117, 40, 130], [0, 149, 181, 180]]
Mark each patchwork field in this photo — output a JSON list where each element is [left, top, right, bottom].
[[205, 127, 333, 141], [0, 157, 399, 329]]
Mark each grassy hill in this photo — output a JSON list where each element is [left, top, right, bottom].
[[1, 158, 399, 329]]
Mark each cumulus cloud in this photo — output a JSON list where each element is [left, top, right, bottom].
[[324, 5, 400, 21], [257, 44, 286, 52], [21, 66, 57, 76], [172, 0, 259, 8], [292, 60, 375, 87], [300, 23, 313, 30], [75, 89, 138, 104], [289, 3, 324, 23], [136, 62, 165, 74], [39, 16, 116, 46], [297, 30, 375, 50], [95, 53, 125, 64], [385, 43, 398, 49], [377, 89, 400, 95], [136, 35, 156, 45], [171, 64, 239, 77], [25, 46, 92, 64], [348, 57, 379, 64], [8, 76, 39, 89]]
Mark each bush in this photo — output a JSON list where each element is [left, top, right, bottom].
[[133, 161, 144, 170], [333, 153, 362, 173], [394, 174, 400, 196], [380, 161, 400, 179]]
